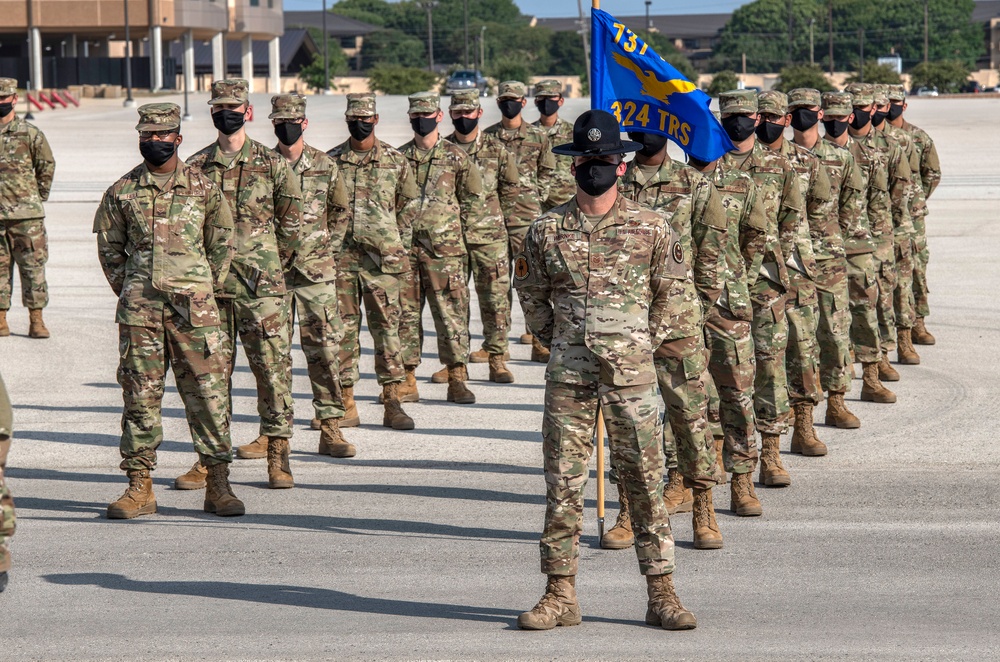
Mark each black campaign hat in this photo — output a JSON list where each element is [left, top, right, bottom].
[[552, 109, 643, 157]]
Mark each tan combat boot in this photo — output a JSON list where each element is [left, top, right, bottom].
[[600, 481, 634, 549], [488, 353, 515, 383], [692, 487, 723, 550], [203, 462, 246, 516], [382, 383, 415, 431], [879, 352, 900, 382], [28, 309, 49, 339], [519, 332, 534, 345], [759, 433, 791, 487], [469, 348, 492, 363], [790, 402, 828, 456], [517, 575, 582, 630], [645, 574, 697, 630], [896, 328, 921, 365], [310, 418, 321, 430], [342, 386, 361, 427], [662, 468, 693, 515], [319, 417, 357, 457], [446, 364, 476, 404], [266, 437, 294, 489], [860, 362, 897, 403], [712, 437, 726, 485], [912, 317, 936, 345], [236, 435, 268, 459], [530, 337, 550, 363], [730, 470, 762, 516], [0, 310, 9, 337], [397, 366, 420, 402], [824, 391, 861, 429], [174, 459, 208, 490], [430, 365, 449, 384], [107, 469, 157, 519]]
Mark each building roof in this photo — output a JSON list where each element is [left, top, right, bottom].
[[972, 0, 1000, 21], [284, 11, 382, 37], [534, 13, 731, 39], [168, 29, 318, 72]]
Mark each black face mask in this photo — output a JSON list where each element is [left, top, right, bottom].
[[574, 159, 619, 197], [849, 108, 871, 130], [212, 109, 246, 136], [347, 119, 374, 142], [871, 109, 888, 126], [823, 119, 849, 138], [410, 116, 438, 137], [755, 120, 785, 144], [887, 104, 904, 121], [0, 102, 13, 117], [452, 116, 479, 135], [498, 99, 523, 120], [721, 115, 757, 143], [790, 108, 820, 132], [687, 156, 713, 170], [139, 140, 177, 167], [628, 131, 669, 158], [536, 98, 560, 116], [274, 122, 302, 146]]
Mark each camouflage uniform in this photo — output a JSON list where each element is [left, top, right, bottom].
[[619, 156, 728, 487], [701, 161, 769, 473], [95, 103, 236, 471], [328, 94, 417, 388], [270, 94, 349, 421], [0, 77, 55, 312], [514, 195, 684, 576], [0, 369, 14, 573], [531, 79, 575, 210], [445, 90, 517, 357], [398, 92, 490, 369], [187, 80, 303, 440]]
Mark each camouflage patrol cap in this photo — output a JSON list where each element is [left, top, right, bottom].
[[135, 102, 181, 132], [787, 88, 822, 109], [757, 90, 788, 115], [844, 82, 874, 106], [208, 78, 249, 106], [534, 79, 563, 97], [449, 89, 481, 111], [497, 81, 527, 99], [345, 93, 376, 118], [887, 84, 906, 102], [408, 91, 440, 114], [269, 93, 306, 120], [821, 91, 853, 116], [0, 78, 17, 96], [872, 84, 889, 106], [718, 90, 758, 115]]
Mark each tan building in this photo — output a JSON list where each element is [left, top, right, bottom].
[[0, 0, 284, 92]]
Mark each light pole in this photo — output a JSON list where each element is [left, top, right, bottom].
[[123, 0, 135, 107], [463, 0, 470, 69], [417, 1, 439, 73], [645, 1, 652, 31], [322, 0, 330, 94], [480, 25, 486, 72]]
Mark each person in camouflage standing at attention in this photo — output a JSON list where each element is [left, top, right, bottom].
[[756, 90, 831, 466], [0, 369, 15, 591], [718, 90, 803, 515], [531, 79, 575, 210], [484, 81, 556, 362], [887, 84, 941, 346], [95, 103, 244, 519], [612, 130, 729, 550], [514, 110, 696, 632], [787, 88, 868, 429], [399, 92, 488, 405], [0, 77, 55, 339], [181, 79, 303, 491], [820, 91, 896, 405], [440, 89, 519, 384], [327, 94, 419, 426]]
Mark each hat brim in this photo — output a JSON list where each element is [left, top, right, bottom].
[[135, 122, 179, 131], [345, 111, 375, 118], [208, 97, 247, 106], [449, 103, 480, 111], [551, 139, 643, 157], [497, 93, 524, 100], [268, 111, 303, 120]]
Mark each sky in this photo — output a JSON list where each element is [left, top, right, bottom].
[[281, 0, 749, 18]]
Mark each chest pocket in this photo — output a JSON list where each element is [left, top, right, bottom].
[[118, 194, 150, 241], [237, 166, 271, 219], [301, 170, 329, 216], [550, 237, 586, 289], [427, 159, 456, 199], [0, 131, 29, 173]]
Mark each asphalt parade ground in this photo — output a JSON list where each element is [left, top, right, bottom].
[[0, 92, 998, 661]]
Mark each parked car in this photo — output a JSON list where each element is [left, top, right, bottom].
[[445, 70, 489, 97], [960, 80, 983, 94], [914, 86, 939, 97]]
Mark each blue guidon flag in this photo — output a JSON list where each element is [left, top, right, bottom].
[[590, 8, 735, 162]]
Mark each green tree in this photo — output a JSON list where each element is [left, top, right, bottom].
[[368, 64, 439, 95], [909, 60, 971, 93], [845, 60, 903, 84], [774, 64, 834, 92], [488, 55, 534, 88], [707, 70, 740, 96], [713, 0, 823, 72], [359, 29, 427, 69], [299, 53, 349, 92]]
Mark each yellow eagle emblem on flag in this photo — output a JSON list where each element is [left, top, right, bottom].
[[612, 53, 697, 104]]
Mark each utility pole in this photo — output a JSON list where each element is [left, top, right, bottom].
[[464, 0, 469, 69], [577, 0, 591, 92], [645, 0, 652, 30], [123, 0, 135, 107], [480, 25, 486, 72], [787, 0, 793, 65], [828, 0, 834, 74], [858, 28, 864, 83], [418, 1, 438, 73], [810, 19, 815, 65], [923, 0, 929, 64], [322, 0, 330, 93]]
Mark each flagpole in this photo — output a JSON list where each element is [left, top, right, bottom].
[[591, 0, 606, 545]]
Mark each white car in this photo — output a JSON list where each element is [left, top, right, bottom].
[[915, 86, 939, 97]]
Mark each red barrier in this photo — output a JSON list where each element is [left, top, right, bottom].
[[26, 93, 44, 111], [36, 91, 55, 109], [60, 89, 80, 107], [49, 91, 68, 108]]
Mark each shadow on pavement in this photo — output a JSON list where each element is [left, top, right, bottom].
[[290, 458, 542, 476]]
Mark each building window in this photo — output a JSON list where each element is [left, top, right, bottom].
[[250, 0, 259, 6]]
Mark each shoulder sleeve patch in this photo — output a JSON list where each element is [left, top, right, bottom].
[[513, 253, 531, 282]]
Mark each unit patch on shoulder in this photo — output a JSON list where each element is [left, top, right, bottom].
[[672, 241, 684, 264], [513, 254, 530, 281]]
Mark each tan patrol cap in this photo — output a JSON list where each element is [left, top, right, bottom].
[[887, 84, 906, 102], [0, 78, 17, 96], [757, 90, 788, 115], [269, 94, 306, 120], [208, 78, 249, 106], [497, 81, 527, 99], [844, 83, 874, 106], [408, 91, 440, 114], [872, 84, 889, 106], [821, 91, 853, 116], [135, 102, 181, 132], [719, 89, 758, 115], [534, 79, 563, 97], [787, 88, 822, 109], [345, 93, 376, 118], [449, 89, 481, 111]]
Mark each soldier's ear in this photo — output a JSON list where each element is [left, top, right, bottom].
[[245, 105, 254, 122], [557, 97, 564, 107], [302, 118, 309, 132], [175, 134, 184, 148], [817, 109, 824, 121], [373, 114, 380, 125], [616, 159, 627, 177], [520, 98, 527, 108], [476, 108, 484, 119]]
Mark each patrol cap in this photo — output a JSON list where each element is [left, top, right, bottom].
[[551, 109, 642, 157], [135, 102, 181, 132], [449, 89, 481, 111], [872, 84, 889, 106], [887, 84, 906, 102], [821, 91, 853, 116], [0, 78, 17, 96], [719, 90, 758, 115], [497, 81, 527, 99], [408, 91, 440, 114], [345, 93, 376, 118], [534, 79, 563, 97], [787, 88, 822, 109], [208, 78, 249, 106], [269, 94, 306, 120], [844, 82, 874, 106], [757, 90, 788, 115]]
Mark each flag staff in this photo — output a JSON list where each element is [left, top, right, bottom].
[[591, 0, 606, 544]]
